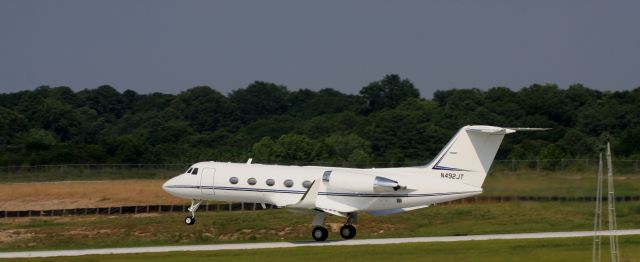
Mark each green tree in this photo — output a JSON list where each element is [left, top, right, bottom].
[[274, 134, 318, 164], [76, 85, 126, 120], [0, 107, 28, 145], [363, 99, 446, 165], [20, 129, 58, 150], [540, 144, 566, 170], [251, 135, 319, 164], [172, 86, 232, 132], [251, 137, 280, 163], [359, 74, 420, 114], [323, 134, 371, 164], [288, 88, 362, 118], [3, 81, 640, 166], [300, 111, 363, 139], [103, 135, 148, 163], [616, 127, 640, 157], [229, 81, 289, 122]]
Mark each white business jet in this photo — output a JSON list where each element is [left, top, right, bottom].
[[163, 125, 544, 241]]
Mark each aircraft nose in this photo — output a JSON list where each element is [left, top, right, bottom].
[[162, 177, 177, 194]]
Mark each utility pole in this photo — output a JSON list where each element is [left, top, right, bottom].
[[592, 140, 620, 262], [606, 141, 620, 262], [592, 151, 603, 262]]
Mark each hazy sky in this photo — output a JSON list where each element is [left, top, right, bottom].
[[1, 0, 638, 97]]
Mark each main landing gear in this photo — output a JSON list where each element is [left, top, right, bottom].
[[310, 212, 358, 241], [312, 226, 329, 241], [185, 199, 202, 225], [339, 224, 356, 240]]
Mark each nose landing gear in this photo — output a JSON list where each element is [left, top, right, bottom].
[[184, 199, 202, 225]]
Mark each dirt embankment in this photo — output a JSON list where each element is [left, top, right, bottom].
[[0, 180, 186, 211]]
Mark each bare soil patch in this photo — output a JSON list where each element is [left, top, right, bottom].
[[0, 180, 186, 210]]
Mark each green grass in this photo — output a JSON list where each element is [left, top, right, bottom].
[[3, 236, 640, 262], [484, 171, 640, 196], [2, 201, 640, 252]]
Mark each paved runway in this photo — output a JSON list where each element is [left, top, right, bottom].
[[2, 229, 639, 258]]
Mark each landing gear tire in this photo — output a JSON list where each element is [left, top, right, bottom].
[[340, 224, 356, 239], [312, 226, 329, 241], [185, 216, 196, 225]]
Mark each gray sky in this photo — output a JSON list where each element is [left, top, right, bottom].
[[1, 0, 639, 97]]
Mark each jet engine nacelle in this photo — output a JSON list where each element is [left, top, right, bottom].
[[322, 171, 405, 193]]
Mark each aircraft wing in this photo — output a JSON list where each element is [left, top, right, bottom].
[[367, 205, 430, 216], [286, 180, 358, 215], [286, 180, 320, 209], [315, 200, 359, 216]]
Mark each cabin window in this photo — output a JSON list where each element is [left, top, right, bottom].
[[266, 179, 275, 186], [322, 171, 332, 182], [302, 180, 312, 189], [229, 177, 239, 184], [191, 168, 199, 175], [283, 179, 294, 188], [248, 178, 257, 185]]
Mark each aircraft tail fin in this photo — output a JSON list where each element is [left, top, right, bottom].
[[426, 126, 546, 188]]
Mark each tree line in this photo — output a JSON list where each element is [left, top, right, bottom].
[[1, 74, 639, 166]]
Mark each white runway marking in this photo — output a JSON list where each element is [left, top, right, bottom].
[[2, 229, 639, 258]]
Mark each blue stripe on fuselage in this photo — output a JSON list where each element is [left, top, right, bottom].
[[164, 185, 480, 198]]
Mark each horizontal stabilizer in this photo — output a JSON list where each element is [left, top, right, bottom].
[[466, 126, 515, 134], [506, 127, 551, 131], [466, 126, 550, 135]]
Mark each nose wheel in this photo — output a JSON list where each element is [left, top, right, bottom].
[[185, 216, 196, 225]]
